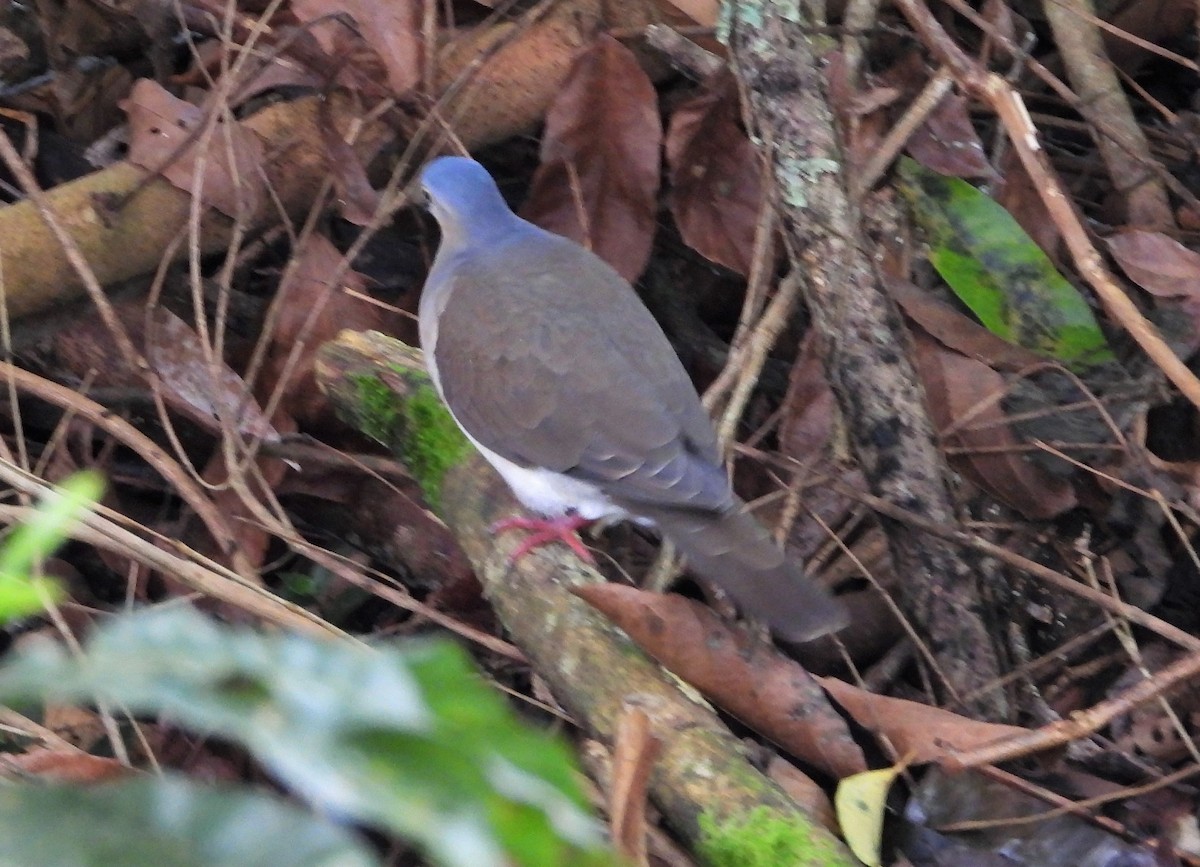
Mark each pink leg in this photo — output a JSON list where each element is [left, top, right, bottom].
[[490, 514, 595, 564]]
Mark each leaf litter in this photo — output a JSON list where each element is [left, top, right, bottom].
[[1, 0, 1200, 863]]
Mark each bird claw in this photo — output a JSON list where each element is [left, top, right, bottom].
[[490, 515, 595, 564]]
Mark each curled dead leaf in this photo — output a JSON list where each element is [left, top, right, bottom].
[[817, 676, 1028, 765], [573, 583, 867, 779], [1106, 229, 1200, 299]]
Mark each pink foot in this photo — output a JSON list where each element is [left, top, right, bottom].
[[490, 514, 595, 564]]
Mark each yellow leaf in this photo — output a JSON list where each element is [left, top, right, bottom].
[[834, 765, 902, 867]]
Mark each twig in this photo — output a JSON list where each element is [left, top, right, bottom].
[[945, 647, 1200, 770], [837, 483, 1200, 653], [1040, 0, 1172, 228], [0, 363, 255, 577], [0, 498, 339, 638], [852, 66, 954, 198], [643, 24, 722, 79]]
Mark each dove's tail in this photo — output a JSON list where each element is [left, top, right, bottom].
[[638, 501, 848, 643]]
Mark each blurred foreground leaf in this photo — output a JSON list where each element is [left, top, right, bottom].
[[0, 607, 609, 867], [0, 774, 377, 867], [0, 470, 105, 621]]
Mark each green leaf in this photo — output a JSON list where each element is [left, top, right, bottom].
[[0, 470, 105, 621], [897, 157, 1114, 370], [0, 607, 609, 867], [0, 773, 378, 867], [0, 575, 61, 621]]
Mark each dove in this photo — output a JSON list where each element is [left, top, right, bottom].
[[417, 156, 847, 642]]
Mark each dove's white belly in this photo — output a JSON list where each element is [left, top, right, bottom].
[[465, 431, 631, 522]]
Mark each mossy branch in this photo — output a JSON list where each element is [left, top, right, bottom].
[[316, 329, 855, 867]]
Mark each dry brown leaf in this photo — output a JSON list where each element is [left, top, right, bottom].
[[121, 79, 266, 221], [264, 232, 397, 425], [573, 584, 868, 779], [665, 70, 763, 276], [181, 409, 295, 580], [1108, 644, 1200, 764], [174, 40, 322, 104], [823, 51, 890, 180], [914, 335, 1077, 519], [40, 703, 107, 751], [886, 277, 1048, 373], [290, 0, 420, 97], [1106, 0, 1195, 73], [521, 35, 661, 282], [778, 331, 835, 459], [816, 677, 1028, 764], [144, 310, 281, 443], [319, 99, 381, 225], [905, 90, 993, 179], [610, 706, 660, 866], [0, 748, 130, 783], [10, 62, 132, 145], [1106, 229, 1200, 299], [36, 0, 155, 69], [55, 303, 280, 442]]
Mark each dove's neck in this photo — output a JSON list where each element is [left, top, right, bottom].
[[431, 178, 528, 249], [436, 214, 527, 252]]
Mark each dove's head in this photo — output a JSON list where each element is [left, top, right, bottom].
[[420, 157, 520, 247]]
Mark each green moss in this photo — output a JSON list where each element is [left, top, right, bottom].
[[349, 373, 403, 448], [696, 807, 849, 867], [347, 371, 471, 511], [401, 383, 471, 510]]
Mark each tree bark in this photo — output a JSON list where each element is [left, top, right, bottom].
[[724, 0, 1009, 721]]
